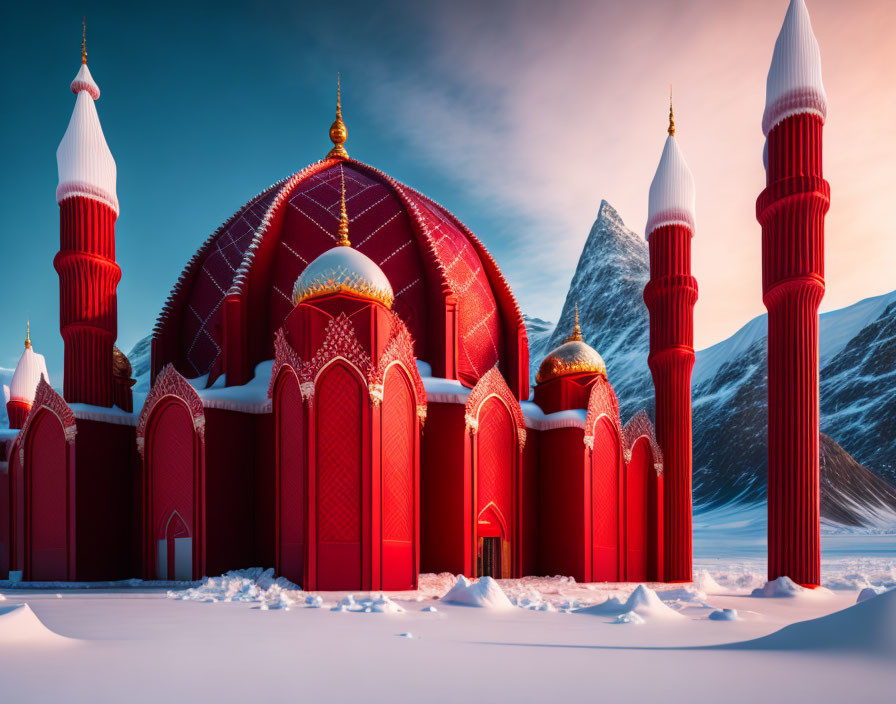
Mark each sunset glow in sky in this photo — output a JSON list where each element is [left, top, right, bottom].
[[2, 0, 894, 376]]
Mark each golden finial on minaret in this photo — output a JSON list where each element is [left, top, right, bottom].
[[81, 16, 87, 64], [668, 85, 676, 137], [25, 321, 32, 350], [327, 73, 349, 160], [336, 166, 350, 246], [566, 303, 584, 342]]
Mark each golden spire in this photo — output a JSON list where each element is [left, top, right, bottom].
[[25, 321, 31, 350], [566, 303, 584, 342], [336, 166, 350, 246], [668, 85, 675, 137], [327, 73, 349, 160], [81, 16, 87, 65]]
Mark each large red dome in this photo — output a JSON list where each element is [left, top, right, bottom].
[[152, 158, 527, 393]]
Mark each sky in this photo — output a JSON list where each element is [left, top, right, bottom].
[[1, 0, 894, 380]]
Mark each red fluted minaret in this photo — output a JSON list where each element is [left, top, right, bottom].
[[757, 0, 828, 587], [54, 24, 121, 407], [644, 99, 697, 582]]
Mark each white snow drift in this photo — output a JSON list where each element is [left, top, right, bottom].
[[576, 584, 686, 621], [439, 575, 514, 610]]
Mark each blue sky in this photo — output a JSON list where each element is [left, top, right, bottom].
[[3, 0, 895, 380]]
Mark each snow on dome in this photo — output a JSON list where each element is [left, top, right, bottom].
[[9, 340, 49, 405], [292, 245, 395, 308], [646, 135, 695, 239], [56, 62, 118, 215], [762, 0, 827, 136]]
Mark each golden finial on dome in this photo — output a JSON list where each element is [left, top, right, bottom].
[[82, 16, 87, 65], [25, 320, 32, 349], [336, 166, 350, 246], [668, 85, 675, 137], [327, 73, 349, 160], [566, 303, 584, 342]]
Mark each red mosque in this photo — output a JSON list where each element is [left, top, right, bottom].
[[1, 0, 825, 590]]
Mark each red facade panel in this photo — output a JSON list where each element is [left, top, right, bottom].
[[27, 411, 69, 581], [591, 416, 620, 582], [315, 362, 364, 589], [276, 370, 304, 585]]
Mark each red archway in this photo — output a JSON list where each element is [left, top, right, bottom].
[[275, 368, 304, 585], [591, 415, 621, 582], [626, 437, 652, 581], [145, 398, 200, 580], [315, 360, 365, 590], [381, 365, 417, 590], [475, 396, 516, 578], [26, 410, 69, 581]]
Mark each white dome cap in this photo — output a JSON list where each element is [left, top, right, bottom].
[[763, 0, 827, 136], [56, 60, 119, 214], [292, 246, 394, 308], [647, 134, 696, 239], [9, 328, 50, 404]]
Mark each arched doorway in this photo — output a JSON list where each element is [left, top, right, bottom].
[[315, 361, 364, 590], [275, 369, 304, 585], [146, 399, 197, 581], [27, 410, 68, 581], [158, 511, 192, 581], [626, 438, 651, 581], [381, 366, 416, 590], [475, 397, 515, 579], [592, 416, 621, 582]]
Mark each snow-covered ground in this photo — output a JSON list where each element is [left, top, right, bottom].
[[1, 552, 894, 703]]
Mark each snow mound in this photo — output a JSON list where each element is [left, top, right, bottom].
[[331, 594, 405, 613], [440, 575, 514, 610], [857, 586, 890, 603], [655, 585, 708, 604], [576, 584, 686, 621], [0, 603, 69, 645], [168, 568, 301, 608], [613, 611, 645, 625], [727, 586, 896, 657], [693, 569, 726, 595], [751, 576, 833, 599], [0, 594, 5, 601], [709, 608, 740, 621]]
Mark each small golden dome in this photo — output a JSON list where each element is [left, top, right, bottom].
[[112, 345, 133, 379], [535, 305, 606, 383]]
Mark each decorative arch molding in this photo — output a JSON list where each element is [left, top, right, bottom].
[[370, 314, 428, 423], [269, 310, 428, 421], [476, 500, 509, 538], [465, 367, 526, 449], [136, 364, 205, 455], [623, 410, 664, 475], [18, 379, 76, 465], [583, 377, 623, 450]]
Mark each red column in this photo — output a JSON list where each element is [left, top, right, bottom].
[[54, 195, 121, 407], [644, 225, 697, 582], [757, 114, 828, 587]]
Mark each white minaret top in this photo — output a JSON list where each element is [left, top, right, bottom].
[[56, 40, 118, 215], [646, 100, 696, 239], [762, 0, 827, 136], [8, 324, 50, 405]]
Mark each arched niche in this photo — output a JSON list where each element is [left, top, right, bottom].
[[274, 366, 304, 586]]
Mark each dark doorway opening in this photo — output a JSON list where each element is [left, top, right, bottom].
[[478, 537, 502, 578]]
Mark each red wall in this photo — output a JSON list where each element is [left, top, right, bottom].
[[275, 370, 304, 585], [475, 397, 515, 577], [74, 420, 137, 581], [420, 402, 467, 574], [537, 427, 587, 581], [0, 462, 9, 579]]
